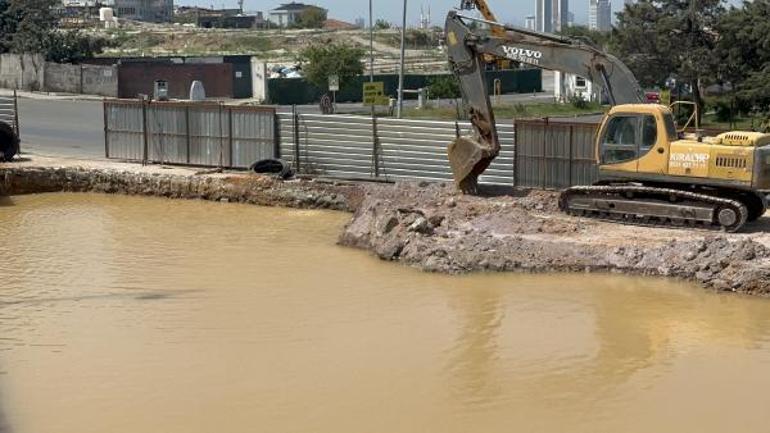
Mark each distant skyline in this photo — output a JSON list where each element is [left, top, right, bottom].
[[178, 0, 642, 28]]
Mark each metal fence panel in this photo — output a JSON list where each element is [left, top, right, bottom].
[[515, 120, 600, 189], [230, 107, 276, 168], [105, 100, 276, 168], [105, 101, 144, 161], [188, 106, 228, 167], [147, 105, 187, 164], [277, 113, 516, 186]]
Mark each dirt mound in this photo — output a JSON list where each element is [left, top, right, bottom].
[[339, 181, 770, 295]]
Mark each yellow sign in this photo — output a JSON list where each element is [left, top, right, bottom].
[[660, 89, 671, 106], [363, 82, 389, 106]]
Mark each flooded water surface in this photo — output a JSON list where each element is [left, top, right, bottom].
[[2, 193, 770, 433]]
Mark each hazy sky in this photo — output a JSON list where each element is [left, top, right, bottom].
[[178, 0, 637, 27]]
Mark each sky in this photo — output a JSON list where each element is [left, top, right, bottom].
[[178, 0, 636, 28]]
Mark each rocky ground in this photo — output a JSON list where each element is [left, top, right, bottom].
[[4, 156, 770, 296], [338, 181, 770, 296]]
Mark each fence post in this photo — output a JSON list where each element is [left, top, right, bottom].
[[142, 100, 149, 165], [185, 106, 191, 164], [103, 99, 109, 158], [273, 110, 280, 159], [218, 103, 224, 168], [228, 107, 234, 168], [292, 105, 300, 172], [513, 119, 518, 187], [371, 112, 380, 178], [567, 125, 575, 187], [13, 89, 20, 150], [541, 118, 548, 189]]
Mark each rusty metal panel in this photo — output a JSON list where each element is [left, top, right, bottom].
[[104, 100, 144, 161]]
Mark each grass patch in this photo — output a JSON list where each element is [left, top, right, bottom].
[[105, 30, 274, 56], [399, 101, 605, 120]]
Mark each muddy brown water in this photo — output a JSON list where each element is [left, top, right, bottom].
[[2, 193, 770, 433]]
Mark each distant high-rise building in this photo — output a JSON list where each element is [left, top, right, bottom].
[[567, 11, 574, 27], [420, 5, 431, 29], [589, 0, 611, 31], [524, 14, 536, 30], [536, 0, 568, 33], [354, 17, 365, 28], [536, 0, 552, 32]]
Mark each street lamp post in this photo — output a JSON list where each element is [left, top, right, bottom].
[[369, 0, 374, 83], [397, 0, 407, 118]]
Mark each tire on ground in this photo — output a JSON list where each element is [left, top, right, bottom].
[[0, 121, 19, 162]]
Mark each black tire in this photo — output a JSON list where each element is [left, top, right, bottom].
[[0, 121, 19, 162]]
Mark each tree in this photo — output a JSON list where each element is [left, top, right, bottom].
[[427, 75, 460, 99], [0, 0, 57, 54], [298, 42, 365, 93], [47, 31, 113, 63], [374, 19, 390, 30], [294, 7, 327, 29], [557, 25, 611, 50], [611, 0, 725, 120], [715, 0, 770, 111], [0, 0, 110, 62]]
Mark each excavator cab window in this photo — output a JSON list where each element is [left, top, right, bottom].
[[600, 115, 658, 165]]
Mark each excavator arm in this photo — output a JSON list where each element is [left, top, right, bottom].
[[445, 11, 643, 192]]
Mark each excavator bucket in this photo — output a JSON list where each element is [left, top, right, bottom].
[[448, 134, 491, 193]]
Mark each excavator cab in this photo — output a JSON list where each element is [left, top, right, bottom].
[[597, 105, 677, 176]]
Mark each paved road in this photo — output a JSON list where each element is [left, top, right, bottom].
[[13, 71, 555, 159], [18, 99, 105, 159]]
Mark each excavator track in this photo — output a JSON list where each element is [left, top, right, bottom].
[[559, 185, 749, 232]]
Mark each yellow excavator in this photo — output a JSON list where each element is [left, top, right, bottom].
[[458, 0, 511, 69], [445, 11, 770, 232]]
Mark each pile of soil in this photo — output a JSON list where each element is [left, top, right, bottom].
[[339, 181, 770, 295]]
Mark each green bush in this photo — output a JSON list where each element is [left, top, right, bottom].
[[569, 94, 589, 109], [711, 97, 733, 123], [427, 75, 460, 99]]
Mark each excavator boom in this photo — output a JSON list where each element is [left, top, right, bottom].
[[445, 11, 643, 191]]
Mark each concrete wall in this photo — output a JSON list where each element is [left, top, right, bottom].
[[82, 65, 118, 97], [0, 54, 117, 96], [0, 54, 45, 91], [42, 62, 118, 97], [45, 62, 81, 93]]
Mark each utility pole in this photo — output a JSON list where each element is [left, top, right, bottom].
[[369, 0, 374, 82], [397, 0, 407, 118]]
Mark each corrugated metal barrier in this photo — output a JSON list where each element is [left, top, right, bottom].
[[105, 101, 605, 190], [0, 90, 20, 140], [104, 100, 276, 168], [514, 119, 600, 189], [278, 112, 515, 186]]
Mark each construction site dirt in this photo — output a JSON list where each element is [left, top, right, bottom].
[[3, 156, 770, 296]]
